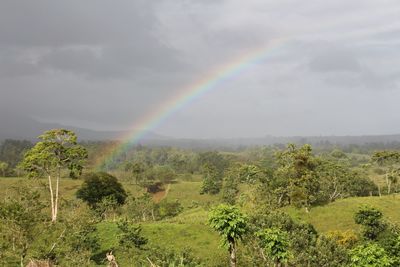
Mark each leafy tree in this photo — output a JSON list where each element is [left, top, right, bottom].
[[343, 174, 378, 197], [221, 165, 248, 204], [354, 205, 386, 240], [125, 193, 155, 222], [349, 243, 393, 267], [125, 161, 146, 184], [256, 228, 290, 267], [329, 149, 348, 159], [379, 234, 400, 266], [200, 163, 222, 194], [0, 161, 8, 177], [29, 200, 100, 266], [249, 210, 318, 266], [0, 186, 45, 266], [237, 164, 263, 184], [326, 230, 358, 248], [197, 151, 229, 177], [76, 172, 127, 209], [316, 159, 377, 201], [274, 144, 319, 210], [316, 160, 350, 202], [371, 150, 400, 194], [208, 204, 248, 267], [94, 195, 122, 220], [19, 129, 87, 222], [117, 219, 148, 249], [145, 247, 202, 267], [156, 199, 183, 219], [309, 235, 350, 267], [149, 165, 176, 184], [221, 175, 239, 205]]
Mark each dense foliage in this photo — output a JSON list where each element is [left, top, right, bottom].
[[2, 129, 400, 266], [76, 172, 127, 208]]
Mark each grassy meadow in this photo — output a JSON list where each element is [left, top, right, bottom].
[[2, 174, 400, 266]]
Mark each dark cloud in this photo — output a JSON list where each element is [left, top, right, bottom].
[[1, 0, 400, 138], [0, 0, 183, 79]]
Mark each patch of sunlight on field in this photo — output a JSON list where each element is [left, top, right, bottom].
[[285, 195, 400, 233]]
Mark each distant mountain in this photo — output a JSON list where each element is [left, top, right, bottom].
[[0, 115, 166, 141], [1, 115, 400, 148]]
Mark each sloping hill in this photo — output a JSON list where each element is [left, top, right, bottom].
[[285, 195, 400, 233]]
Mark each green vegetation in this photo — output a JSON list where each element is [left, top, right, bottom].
[[256, 228, 291, 267], [2, 129, 400, 266], [77, 172, 128, 208], [19, 129, 87, 222], [209, 204, 248, 267]]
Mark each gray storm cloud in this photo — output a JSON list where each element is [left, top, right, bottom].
[[1, 0, 400, 138]]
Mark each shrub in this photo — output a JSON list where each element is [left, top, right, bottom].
[[76, 172, 127, 208]]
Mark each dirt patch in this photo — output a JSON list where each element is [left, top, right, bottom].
[[152, 183, 171, 203]]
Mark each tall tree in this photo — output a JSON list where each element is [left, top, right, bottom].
[[0, 161, 8, 177], [257, 228, 291, 267], [208, 204, 247, 267], [19, 129, 87, 222], [0, 186, 45, 266], [275, 144, 319, 210], [371, 150, 400, 195], [200, 163, 222, 194]]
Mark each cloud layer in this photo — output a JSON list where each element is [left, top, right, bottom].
[[1, 0, 400, 138]]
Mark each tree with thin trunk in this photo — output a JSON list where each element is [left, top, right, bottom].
[[19, 129, 87, 222], [257, 228, 291, 267], [0, 161, 8, 177], [208, 204, 247, 267], [371, 151, 400, 195]]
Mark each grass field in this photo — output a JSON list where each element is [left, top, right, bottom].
[[2, 177, 400, 234], [285, 195, 400, 233], [95, 220, 224, 266], [2, 176, 400, 265]]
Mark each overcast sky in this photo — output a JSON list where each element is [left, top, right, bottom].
[[1, 0, 400, 138]]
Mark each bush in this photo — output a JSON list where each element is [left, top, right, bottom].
[[344, 176, 378, 197], [354, 205, 386, 240], [76, 172, 127, 208], [156, 199, 183, 219], [349, 243, 393, 267]]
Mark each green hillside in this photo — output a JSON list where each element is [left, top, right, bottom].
[[286, 195, 400, 233]]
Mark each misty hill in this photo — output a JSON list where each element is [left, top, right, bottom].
[[2, 115, 400, 149], [0, 115, 165, 141]]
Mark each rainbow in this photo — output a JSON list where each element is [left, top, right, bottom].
[[95, 38, 289, 169]]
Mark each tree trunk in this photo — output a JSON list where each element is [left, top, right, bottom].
[[48, 174, 56, 222], [54, 168, 60, 222], [386, 173, 391, 195], [228, 239, 236, 267], [378, 184, 382, 197], [54, 176, 59, 222]]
